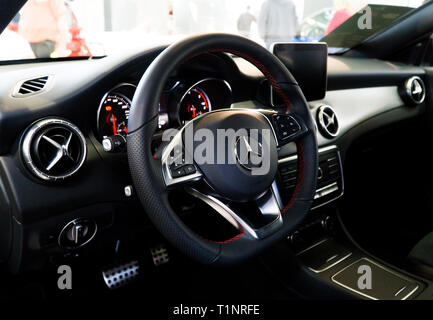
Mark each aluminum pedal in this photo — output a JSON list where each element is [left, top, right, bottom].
[[150, 244, 169, 266], [102, 260, 139, 290]]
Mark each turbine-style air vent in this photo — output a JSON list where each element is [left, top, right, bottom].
[[13, 76, 51, 97], [400, 76, 426, 106], [21, 119, 87, 181], [317, 105, 340, 139]]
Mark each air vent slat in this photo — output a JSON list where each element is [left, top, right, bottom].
[[27, 80, 47, 86], [13, 76, 50, 97], [20, 83, 44, 91], [18, 87, 33, 94]]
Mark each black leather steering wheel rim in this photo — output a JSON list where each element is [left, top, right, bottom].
[[127, 34, 318, 265]]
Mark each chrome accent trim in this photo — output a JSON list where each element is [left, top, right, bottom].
[[278, 145, 344, 210], [308, 252, 352, 274], [317, 105, 340, 138], [58, 218, 98, 250], [314, 182, 339, 200], [271, 181, 284, 210], [395, 286, 407, 297], [187, 188, 242, 231], [187, 186, 283, 240], [295, 238, 329, 256], [278, 145, 340, 164], [11, 75, 53, 98], [21, 118, 87, 181], [256, 188, 283, 217], [331, 258, 420, 300], [405, 76, 426, 105]]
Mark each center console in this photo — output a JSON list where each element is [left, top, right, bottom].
[[273, 145, 426, 300]]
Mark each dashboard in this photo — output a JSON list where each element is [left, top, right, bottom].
[[0, 44, 428, 273]]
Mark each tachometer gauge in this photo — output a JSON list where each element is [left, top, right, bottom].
[[97, 93, 131, 139], [179, 87, 211, 123]]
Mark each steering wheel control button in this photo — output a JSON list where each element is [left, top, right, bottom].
[[169, 163, 197, 178], [273, 115, 302, 141], [171, 167, 186, 178], [58, 218, 97, 250], [184, 165, 197, 175], [124, 185, 133, 197]]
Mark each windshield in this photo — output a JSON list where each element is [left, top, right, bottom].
[[0, 0, 427, 62]]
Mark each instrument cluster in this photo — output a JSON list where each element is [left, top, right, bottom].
[[96, 78, 232, 141]]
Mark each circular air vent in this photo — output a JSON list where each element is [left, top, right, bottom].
[[21, 118, 87, 181], [317, 105, 340, 139], [401, 76, 426, 105]]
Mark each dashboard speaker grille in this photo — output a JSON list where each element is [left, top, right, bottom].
[[21, 118, 87, 181]]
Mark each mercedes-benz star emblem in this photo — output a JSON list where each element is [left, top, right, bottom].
[[42, 132, 75, 171], [234, 136, 263, 171], [322, 110, 336, 130]]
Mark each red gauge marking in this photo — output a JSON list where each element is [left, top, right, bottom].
[[111, 114, 117, 135], [190, 105, 196, 118], [194, 89, 209, 110]]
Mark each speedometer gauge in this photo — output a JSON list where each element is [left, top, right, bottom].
[[179, 87, 211, 123], [97, 93, 131, 139]]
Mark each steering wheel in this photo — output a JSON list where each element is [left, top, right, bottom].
[[127, 34, 318, 265]]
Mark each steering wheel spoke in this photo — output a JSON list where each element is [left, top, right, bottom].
[[186, 183, 284, 240], [161, 126, 202, 188]]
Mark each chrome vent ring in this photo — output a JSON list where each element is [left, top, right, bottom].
[[317, 105, 340, 139], [21, 118, 87, 181], [404, 76, 426, 105]]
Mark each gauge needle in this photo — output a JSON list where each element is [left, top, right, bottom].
[[191, 105, 196, 118], [111, 114, 117, 135]]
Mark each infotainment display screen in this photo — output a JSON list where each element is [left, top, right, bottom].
[[272, 42, 328, 102]]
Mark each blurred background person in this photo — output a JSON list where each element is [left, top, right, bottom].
[[237, 6, 256, 38], [258, 0, 299, 49], [18, 0, 69, 58]]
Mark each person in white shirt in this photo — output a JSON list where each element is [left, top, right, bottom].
[[258, 0, 299, 49]]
